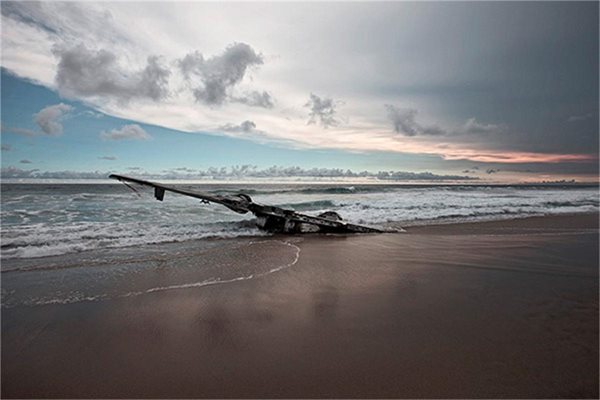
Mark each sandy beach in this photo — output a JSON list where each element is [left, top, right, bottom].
[[2, 213, 598, 398]]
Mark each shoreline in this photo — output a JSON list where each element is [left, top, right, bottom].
[[404, 211, 599, 233], [2, 212, 598, 398], [2, 212, 598, 264]]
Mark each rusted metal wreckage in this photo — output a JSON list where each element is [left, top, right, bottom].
[[110, 174, 382, 234]]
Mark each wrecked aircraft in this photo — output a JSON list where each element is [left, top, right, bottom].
[[109, 174, 383, 234]]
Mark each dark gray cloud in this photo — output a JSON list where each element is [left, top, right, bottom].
[[219, 120, 257, 133], [178, 43, 267, 106], [54, 44, 170, 102], [385, 105, 444, 136], [486, 168, 500, 174], [385, 105, 506, 138], [98, 155, 117, 160], [1, 165, 477, 181], [100, 124, 151, 141], [305, 93, 340, 128], [19, 159, 33, 164], [1, 144, 12, 151], [361, 3, 598, 157], [34, 103, 73, 135], [386, 106, 418, 136]]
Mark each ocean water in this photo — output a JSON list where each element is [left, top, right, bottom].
[[1, 182, 598, 259]]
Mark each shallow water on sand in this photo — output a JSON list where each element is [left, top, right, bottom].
[[1, 237, 300, 308]]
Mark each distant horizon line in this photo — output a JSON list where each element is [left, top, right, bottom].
[[1, 178, 597, 187], [2, 165, 598, 185]]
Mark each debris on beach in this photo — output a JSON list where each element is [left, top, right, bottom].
[[110, 174, 382, 234]]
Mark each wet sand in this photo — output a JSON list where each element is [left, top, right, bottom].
[[2, 214, 598, 398]]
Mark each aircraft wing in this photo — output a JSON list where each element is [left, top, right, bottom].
[[109, 174, 251, 214], [110, 174, 382, 233]]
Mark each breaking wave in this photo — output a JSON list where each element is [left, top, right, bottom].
[[1, 183, 598, 259], [1, 220, 266, 259]]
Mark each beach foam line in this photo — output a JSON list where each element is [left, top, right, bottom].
[[6, 240, 302, 308], [112, 240, 301, 299]]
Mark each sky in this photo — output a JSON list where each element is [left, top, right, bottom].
[[1, 1, 598, 182]]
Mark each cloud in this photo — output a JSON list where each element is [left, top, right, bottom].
[[34, 103, 73, 135], [459, 118, 504, 134], [54, 44, 170, 103], [386, 106, 419, 136], [486, 168, 500, 174], [2, 104, 73, 137], [20, 159, 33, 164], [232, 91, 274, 108], [81, 110, 104, 118], [1, 144, 11, 151], [100, 124, 151, 141], [1, 2, 597, 170], [1, 167, 106, 179], [1, 165, 478, 181], [385, 106, 505, 138], [178, 43, 266, 106], [1, 124, 38, 137], [98, 155, 117, 160], [172, 167, 197, 173], [219, 120, 257, 133], [1, 2, 128, 46], [385, 105, 444, 136], [305, 93, 340, 128], [567, 113, 592, 122]]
